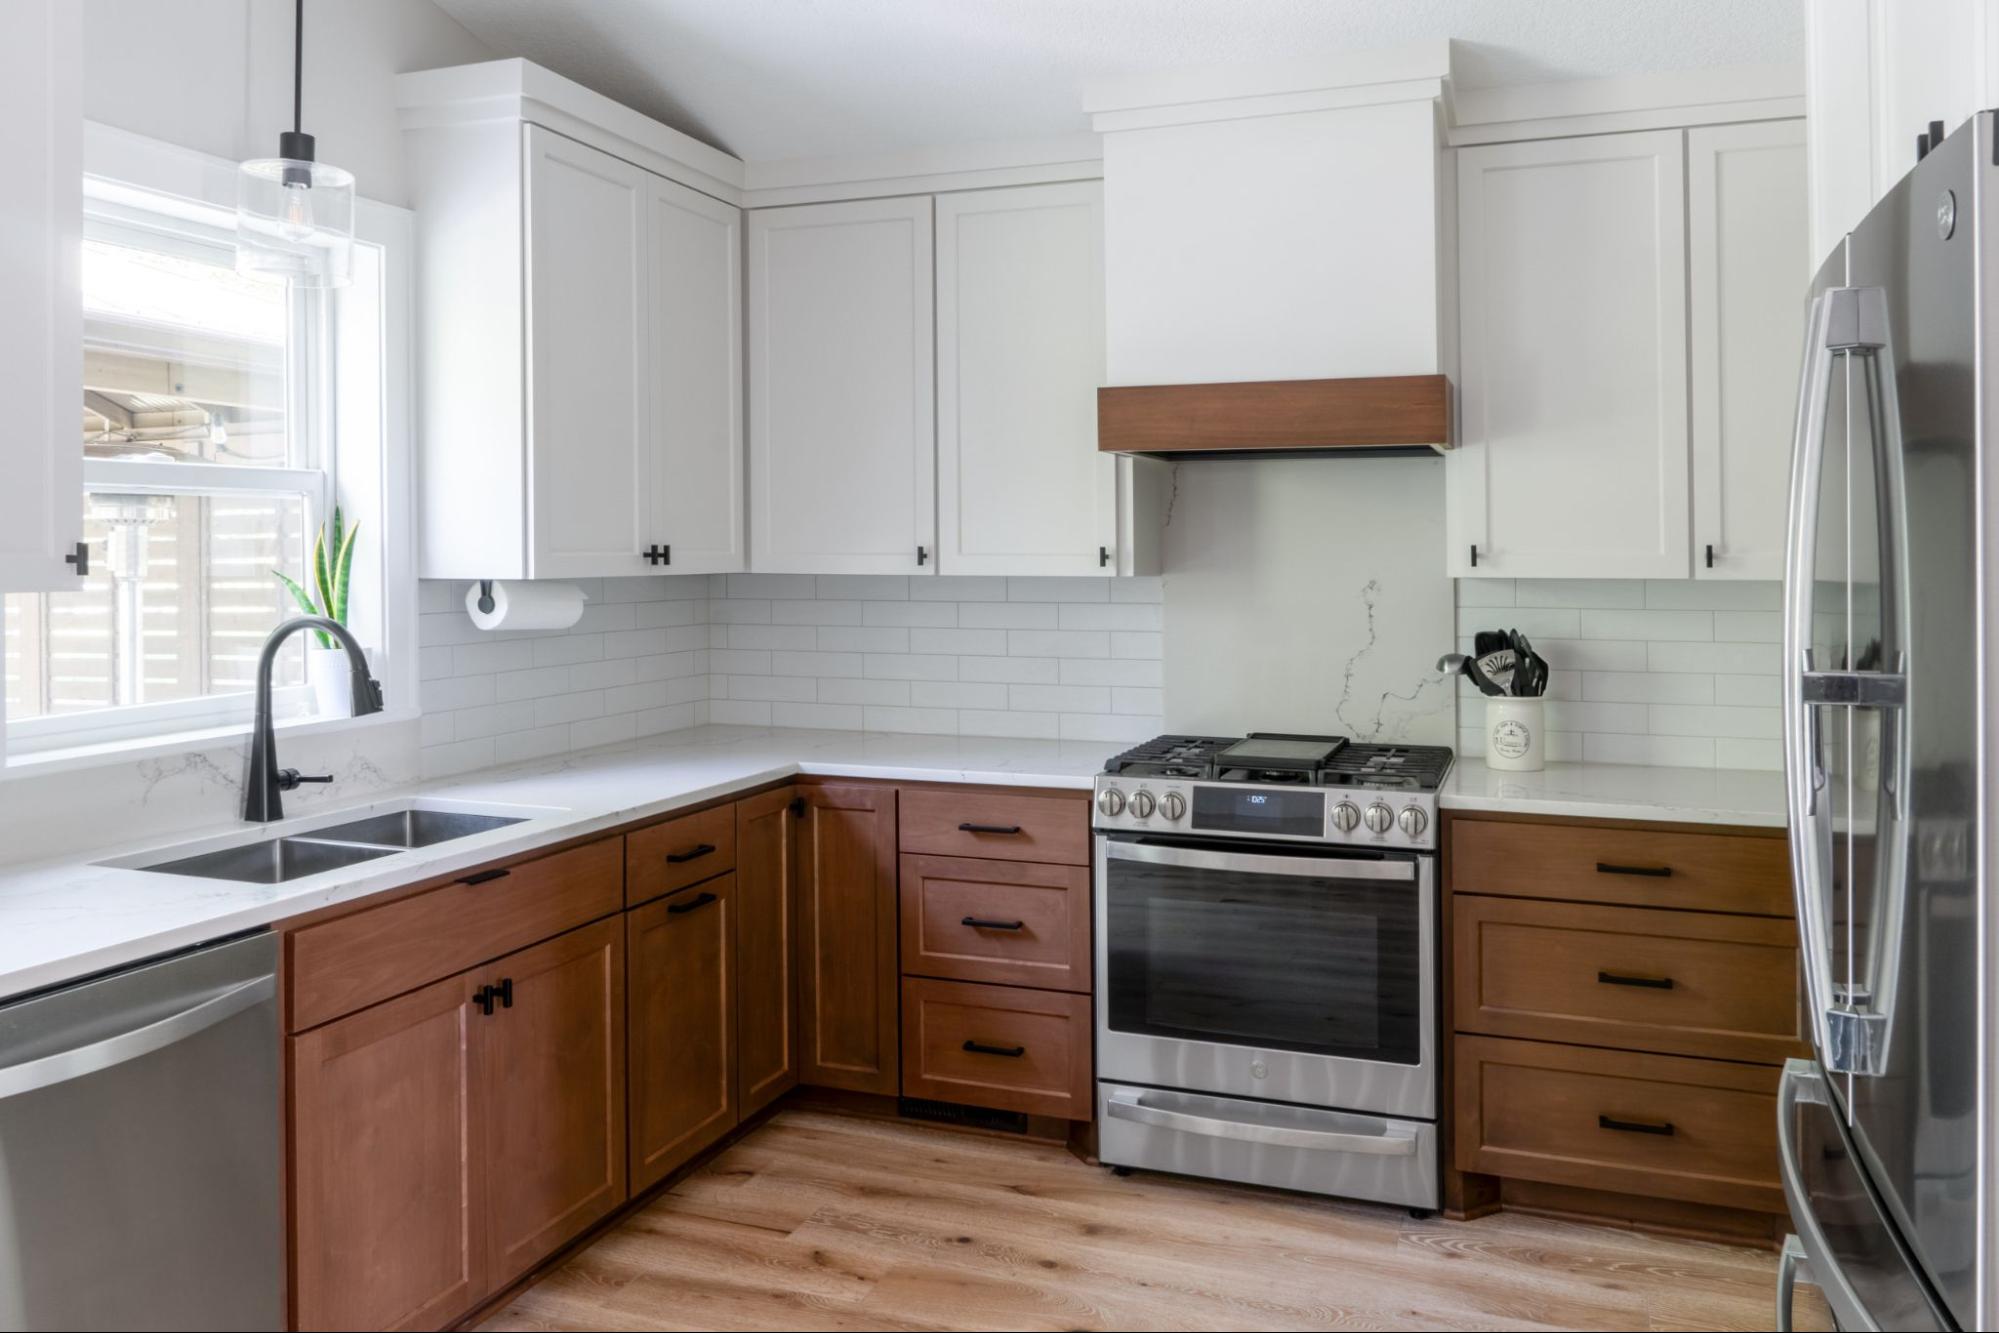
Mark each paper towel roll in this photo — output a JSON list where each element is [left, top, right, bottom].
[[465, 580, 588, 631]]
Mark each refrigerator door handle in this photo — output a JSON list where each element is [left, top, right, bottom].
[[1776, 1234, 1814, 1333], [1776, 1059, 1881, 1331]]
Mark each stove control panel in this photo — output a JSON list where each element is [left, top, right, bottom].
[[1092, 777, 1438, 850]]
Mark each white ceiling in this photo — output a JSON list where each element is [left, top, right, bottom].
[[432, 0, 1804, 162]]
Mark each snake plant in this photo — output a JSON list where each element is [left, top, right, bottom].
[[273, 507, 358, 650]]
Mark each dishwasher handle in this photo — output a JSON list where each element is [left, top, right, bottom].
[[0, 973, 275, 1100]]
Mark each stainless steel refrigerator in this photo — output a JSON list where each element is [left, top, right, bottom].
[[1778, 110, 1996, 1331]]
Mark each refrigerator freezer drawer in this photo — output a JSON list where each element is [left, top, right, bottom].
[[1097, 1082, 1438, 1208]]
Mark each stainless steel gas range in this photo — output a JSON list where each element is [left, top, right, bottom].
[[1092, 732, 1451, 1210]]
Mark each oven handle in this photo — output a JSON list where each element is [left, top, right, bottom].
[[1103, 1086, 1420, 1155], [1103, 838, 1416, 882]]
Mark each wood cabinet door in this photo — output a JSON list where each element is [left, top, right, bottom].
[[523, 124, 652, 579], [1688, 119, 1809, 581], [628, 875, 738, 1192], [747, 196, 936, 575], [1450, 130, 1690, 579], [796, 783, 901, 1093], [291, 972, 485, 1332], [646, 171, 745, 574], [736, 787, 800, 1115], [934, 181, 1116, 576], [476, 917, 627, 1283]]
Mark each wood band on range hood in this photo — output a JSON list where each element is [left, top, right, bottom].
[[1096, 375, 1452, 454]]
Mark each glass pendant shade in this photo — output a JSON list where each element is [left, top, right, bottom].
[[236, 151, 354, 288]]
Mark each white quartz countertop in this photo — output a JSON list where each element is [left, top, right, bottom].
[[0, 726, 1120, 1003], [1442, 759, 1788, 829]]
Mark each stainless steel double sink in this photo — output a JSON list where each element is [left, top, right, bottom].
[[120, 803, 539, 884]]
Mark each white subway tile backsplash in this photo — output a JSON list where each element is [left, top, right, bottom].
[[1458, 579, 1783, 770]]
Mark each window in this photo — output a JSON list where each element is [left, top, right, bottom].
[[3, 129, 413, 758]]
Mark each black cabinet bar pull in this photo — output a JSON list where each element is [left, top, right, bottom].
[[667, 891, 719, 916], [460, 868, 510, 886], [1469, 544, 1478, 568], [64, 542, 89, 576], [1705, 543, 1715, 569], [962, 1040, 1026, 1058], [1099, 545, 1112, 568], [495, 978, 513, 1009], [788, 796, 806, 817], [473, 985, 496, 1016], [1597, 970, 1674, 990], [1598, 1114, 1674, 1136], [961, 916, 1026, 931], [958, 822, 1023, 835], [916, 545, 929, 566], [1595, 862, 1672, 878], [665, 843, 716, 865]]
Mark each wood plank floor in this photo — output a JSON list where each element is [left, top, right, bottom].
[[480, 1108, 1834, 1332]]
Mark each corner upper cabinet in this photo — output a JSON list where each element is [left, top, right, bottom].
[[748, 197, 937, 575], [404, 110, 745, 581], [1449, 130, 1691, 579], [1687, 120, 1808, 581], [935, 182, 1116, 576]]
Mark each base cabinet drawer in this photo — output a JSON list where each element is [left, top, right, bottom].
[[898, 789, 1090, 866], [1450, 818, 1790, 915], [899, 854, 1091, 992], [1453, 1035, 1783, 1214], [626, 803, 736, 907], [1453, 895, 1804, 1063], [900, 977, 1092, 1120]]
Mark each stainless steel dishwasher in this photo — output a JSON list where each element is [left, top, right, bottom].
[[0, 931, 281, 1331]]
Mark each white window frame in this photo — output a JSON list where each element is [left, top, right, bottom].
[[2, 124, 417, 762]]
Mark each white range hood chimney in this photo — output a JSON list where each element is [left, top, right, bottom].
[[1086, 45, 1454, 455]]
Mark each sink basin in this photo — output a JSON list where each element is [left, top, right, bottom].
[[144, 837, 399, 884], [305, 809, 528, 849]]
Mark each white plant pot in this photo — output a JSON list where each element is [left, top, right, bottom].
[[307, 643, 355, 719], [1485, 697, 1545, 772]]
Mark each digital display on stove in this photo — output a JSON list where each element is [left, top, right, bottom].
[[1191, 786, 1324, 837]]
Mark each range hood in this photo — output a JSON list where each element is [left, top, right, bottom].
[[1097, 374, 1452, 457]]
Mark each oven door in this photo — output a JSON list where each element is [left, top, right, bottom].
[[1095, 834, 1435, 1120]]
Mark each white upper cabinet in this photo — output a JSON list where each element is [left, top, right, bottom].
[[0, 0, 81, 593], [645, 173, 745, 575], [1687, 120, 1809, 582], [523, 126, 652, 581], [748, 197, 936, 575], [1451, 130, 1690, 580], [935, 182, 1114, 577], [405, 104, 745, 581]]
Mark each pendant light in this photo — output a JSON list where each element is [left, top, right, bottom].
[[236, 0, 354, 287]]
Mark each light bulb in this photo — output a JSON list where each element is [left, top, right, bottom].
[[280, 180, 315, 241]]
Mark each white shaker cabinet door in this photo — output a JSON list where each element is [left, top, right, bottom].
[[748, 197, 936, 575], [935, 182, 1114, 577], [646, 174, 745, 574], [1689, 120, 1809, 582], [523, 125, 652, 580], [1450, 130, 1691, 579], [0, 0, 81, 593]]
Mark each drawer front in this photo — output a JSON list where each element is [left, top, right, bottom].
[[1454, 1035, 1784, 1213], [1454, 895, 1803, 1063], [900, 977, 1092, 1120], [898, 789, 1089, 866], [289, 838, 624, 1032], [626, 804, 737, 907], [899, 854, 1091, 992], [1449, 817, 1791, 915]]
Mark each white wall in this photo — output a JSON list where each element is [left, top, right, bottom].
[[1162, 457, 1456, 745], [81, 0, 494, 208]]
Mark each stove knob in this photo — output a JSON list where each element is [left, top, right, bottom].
[[1398, 805, 1428, 838], [1331, 802, 1361, 833], [1363, 802, 1394, 835], [1096, 787, 1126, 817], [1129, 789, 1157, 819], [1160, 791, 1187, 822]]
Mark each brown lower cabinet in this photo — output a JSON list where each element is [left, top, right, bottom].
[[796, 783, 900, 1094], [290, 915, 625, 1331], [736, 787, 800, 1114], [627, 876, 737, 1194]]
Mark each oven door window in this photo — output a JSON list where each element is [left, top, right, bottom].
[[1105, 842, 1422, 1065]]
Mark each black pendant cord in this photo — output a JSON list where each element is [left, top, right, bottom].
[[293, 0, 304, 136]]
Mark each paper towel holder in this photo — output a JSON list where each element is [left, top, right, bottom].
[[476, 580, 496, 615]]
